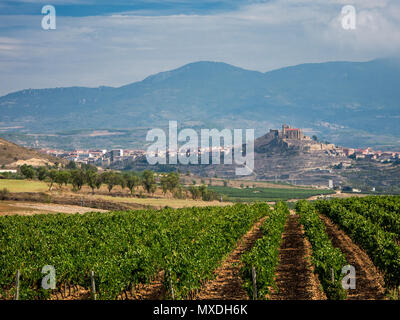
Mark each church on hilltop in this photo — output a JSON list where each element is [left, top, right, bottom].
[[269, 124, 309, 141]]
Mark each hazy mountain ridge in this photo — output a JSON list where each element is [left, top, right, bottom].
[[1, 58, 400, 149]]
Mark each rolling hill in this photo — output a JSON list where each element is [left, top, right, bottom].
[[0, 137, 62, 168]]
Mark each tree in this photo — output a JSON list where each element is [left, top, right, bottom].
[[166, 172, 179, 194], [199, 185, 219, 201], [160, 172, 180, 196], [173, 185, 185, 199], [65, 160, 77, 170], [188, 186, 201, 200], [47, 169, 58, 191], [85, 170, 99, 195], [20, 164, 35, 180], [70, 169, 85, 191], [36, 167, 48, 181], [102, 171, 119, 193], [81, 163, 97, 172], [55, 170, 70, 189], [95, 174, 103, 191], [124, 173, 140, 195], [96, 174, 103, 190], [160, 175, 169, 195], [117, 173, 126, 191], [199, 185, 207, 198], [312, 135, 318, 141], [142, 170, 156, 194]]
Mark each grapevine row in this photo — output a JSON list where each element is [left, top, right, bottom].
[[240, 201, 289, 299], [296, 200, 347, 300], [328, 196, 400, 237], [315, 198, 400, 287]]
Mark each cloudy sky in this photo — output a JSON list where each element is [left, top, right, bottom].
[[0, 0, 399, 96]]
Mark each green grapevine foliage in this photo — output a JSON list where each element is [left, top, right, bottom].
[[241, 201, 289, 299], [327, 196, 400, 237], [315, 197, 400, 288], [296, 200, 347, 300], [0, 203, 269, 299]]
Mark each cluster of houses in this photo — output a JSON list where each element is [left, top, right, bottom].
[[342, 147, 400, 162], [39, 145, 234, 168], [40, 148, 145, 166], [145, 146, 232, 159], [40, 144, 400, 167]]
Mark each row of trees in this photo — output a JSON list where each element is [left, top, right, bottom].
[[188, 185, 220, 201], [18, 164, 219, 201], [20, 164, 155, 194]]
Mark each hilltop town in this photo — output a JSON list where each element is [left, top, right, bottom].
[[2, 124, 399, 192], [37, 148, 146, 168], [260, 124, 400, 162], [30, 124, 400, 170]]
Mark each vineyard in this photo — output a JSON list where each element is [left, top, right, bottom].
[[0, 203, 269, 299], [1, 196, 400, 300]]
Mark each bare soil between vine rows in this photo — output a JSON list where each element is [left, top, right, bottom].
[[194, 216, 268, 300], [320, 215, 386, 300], [269, 214, 326, 300]]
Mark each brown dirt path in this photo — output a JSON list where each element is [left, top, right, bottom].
[[320, 215, 386, 300], [7, 202, 108, 215], [195, 216, 268, 300], [269, 213, 326, 300], [127, 271, 166, 300]]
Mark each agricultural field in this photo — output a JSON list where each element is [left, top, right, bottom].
[[1, 196, 399, 300], [0, 203, 269, 300], [0, 176, 334, 213], [97, 195, 230, 209], [0, 179, 48, 193], [0, 201, 108, 216], [0, 178, 230, 212], [181, 176, 304, 189], [209, 185, 335, 202]]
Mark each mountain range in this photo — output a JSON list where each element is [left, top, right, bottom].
[[1, 57, 400, 150]]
